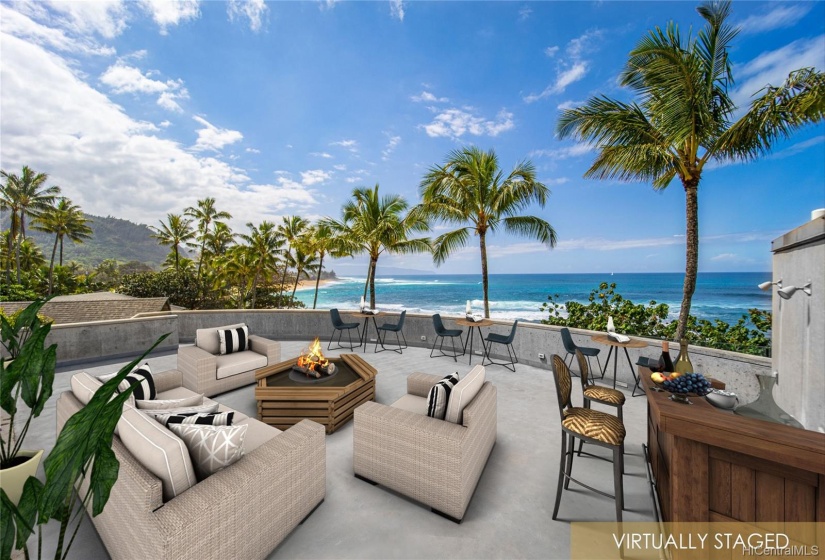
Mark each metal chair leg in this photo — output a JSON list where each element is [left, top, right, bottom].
[[563, 434, 575, 489], [552, 431, 567, 520]]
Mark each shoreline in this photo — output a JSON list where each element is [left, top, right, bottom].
[[295, 278, 337, 292]]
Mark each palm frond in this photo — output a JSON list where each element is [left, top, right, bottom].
[[502, 216, 558, 248], [432, 228, 471, 266]]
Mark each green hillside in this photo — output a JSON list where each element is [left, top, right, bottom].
[[20, 214, 169, 270]]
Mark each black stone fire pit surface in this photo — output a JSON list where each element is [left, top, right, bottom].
[[266, 360, 359, 388], [288, 364, 340, 384]]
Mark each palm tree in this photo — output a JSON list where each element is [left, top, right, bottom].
[[185, 197, 231, 285], [309, 221, 352, 309], [151, 213, 196, 272], [276, 216, 309, 307], [419, 147, 557, 318], [238, 221, 283, 309], [214, 245, 255, 309], [32, 197, 93, 295], [556, 0, 824, 340], [328, 184, 430, 308], [0, 166, 60, 283], [288, 236, 319, 308]]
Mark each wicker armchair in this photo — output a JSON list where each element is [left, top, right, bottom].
[[353, 371, 497, 522], [178, 324, 280, 397]]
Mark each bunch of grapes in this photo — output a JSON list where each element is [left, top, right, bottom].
[[662, 373, 711, 395]]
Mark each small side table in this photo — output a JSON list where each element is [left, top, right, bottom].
[[455, 318, 494, 365], [590, 334, 648, 397], [348, 312, 382, 353]]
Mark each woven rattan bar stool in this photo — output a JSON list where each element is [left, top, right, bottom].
[[551, 355, 625, 526]]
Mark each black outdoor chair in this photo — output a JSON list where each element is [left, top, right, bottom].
[[328, 308, 361, 350], [560, 327, 602, 378], [375, 310, 408, 354], [482, 320, 519, 372], [429, 313, 464, 361]]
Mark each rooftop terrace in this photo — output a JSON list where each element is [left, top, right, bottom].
[[27, 339, 655, 559]]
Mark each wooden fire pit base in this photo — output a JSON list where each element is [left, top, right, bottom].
[[254, 354, 377, 434]]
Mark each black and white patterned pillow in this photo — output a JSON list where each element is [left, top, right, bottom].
[[152, 411, 234, 427], [99, 363, 156, 401], [426, 372, 460, 420], [218, 325, 249, 355]]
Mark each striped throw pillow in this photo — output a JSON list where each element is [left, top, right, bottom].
[[426, 372, 459, 420], [99, 363, 156, 401], [152, 411, 234, 427], [218, 325, 249, 355]]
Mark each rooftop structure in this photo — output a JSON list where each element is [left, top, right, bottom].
[[0, 292, 171, 325]]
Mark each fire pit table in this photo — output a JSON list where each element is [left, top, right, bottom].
[[254, 353, 377, 434]]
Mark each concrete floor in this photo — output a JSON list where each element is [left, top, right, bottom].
[[22, 341, 654, 559]]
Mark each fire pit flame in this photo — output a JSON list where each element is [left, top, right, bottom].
[[294, 337, 336, 378]]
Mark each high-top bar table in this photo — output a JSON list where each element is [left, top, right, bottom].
[[455, 317, 493, 365], [590, 333, 648, 396]]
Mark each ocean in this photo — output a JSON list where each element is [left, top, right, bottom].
[[295, 272, 772, 325]]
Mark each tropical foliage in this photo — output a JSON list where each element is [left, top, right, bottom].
[[541, 282, 771, 356], [556, 0, 824, 340], [417, 147, 557, 318]]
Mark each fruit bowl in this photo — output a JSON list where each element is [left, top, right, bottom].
[[651, 372, 712, 403]]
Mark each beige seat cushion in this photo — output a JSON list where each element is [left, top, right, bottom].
[[215, 351, 267, 380], [391, 394, 428, 415], [444, 365, 485, 424], [195, 323, 246, 355], [117, 406, 197, 501], [234, 417, 280, 453], [71, 372, 103, 405]]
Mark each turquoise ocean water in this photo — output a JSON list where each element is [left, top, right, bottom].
[[295, 272, 772, 325]]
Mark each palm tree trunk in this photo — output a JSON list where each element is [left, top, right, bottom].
[[312, 253, 324, 309], [174, 245, 180, 271], [368, 255, 378, 309], [48, 233, 58, 295], [362, 261, 371, 302], [278, 266, 289, 308], [59, 235, 64, 266], [250, 270, 260, 309], [677, 182, 699, 341], [291, 266, 303, 307], [15, 235, 21, 284], [479, 232, 490, 318]]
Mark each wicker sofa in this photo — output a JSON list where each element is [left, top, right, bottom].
[[56, 369, 325, 560], [178, 323, 280, 397], [353, 367, 497, 522]]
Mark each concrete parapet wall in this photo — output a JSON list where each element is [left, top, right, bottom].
[[46, 315, 179, 366], [173, 309, 766, 400]]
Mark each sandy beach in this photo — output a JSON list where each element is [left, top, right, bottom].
[[295, 278, 337, 291]]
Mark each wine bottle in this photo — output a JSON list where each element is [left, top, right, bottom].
[[660, 341, 674, 373], [674, 339, 693, 374]]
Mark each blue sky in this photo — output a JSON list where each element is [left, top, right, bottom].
[[1, 0, 823, 276]]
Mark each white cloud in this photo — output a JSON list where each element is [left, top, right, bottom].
[[227, 0, 268, 32], [733, 35, 825, 109], [100, 63, 177, 94], [518, 6, 532, 21], [159, 120, 171, 128], [543, 177, 570, 186], [411, 91, 449, 103], [382, 135, 401, 160], [41, 0, 129, 39], [330, 139, 358, 152], [0, 29, 318, 230], [529, 144, 592, 159], [738, 4, 812, 35], [192, 116, 243, 151], [525, 29, 603, 102], [333, 164, 347, 171], [0, 4, 116, 56], [310, 152, 333, 158], [390, 0, 405, 21], [556, 99, 584, 110], [768, 135, 825, 160], [139, 0, 200, 34], [345, 177, 360, 184], [422, 108, 514, 139], [158, 90, 188, 112], [300, 169, 332, 185], [245, 147, 260, 153], [710, 253, 738, 262]]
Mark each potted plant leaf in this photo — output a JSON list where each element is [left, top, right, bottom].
[[0, 297, 169, 559], [0, 299, 55, 505]]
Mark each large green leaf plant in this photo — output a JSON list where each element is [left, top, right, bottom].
[[1, 299, 168, 560]]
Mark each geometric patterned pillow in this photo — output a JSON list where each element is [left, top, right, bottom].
[[217, 325, 249, 355], [99, 363, 155, 400], [167, 424, 247, 480], [135, 394, 205, 410], [152, 411, 235, 427], [426, 372, 460, 420]]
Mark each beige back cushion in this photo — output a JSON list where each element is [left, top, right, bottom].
[[195, 323, 246, 355], [117, 406, 197, 501], [444, 365, 485, 424], [71, 372, 103, 405]]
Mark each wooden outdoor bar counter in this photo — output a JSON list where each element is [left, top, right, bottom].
[[641, 368, 825, 526]]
